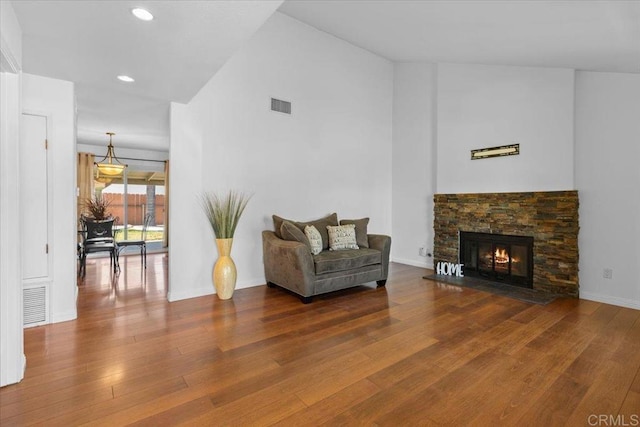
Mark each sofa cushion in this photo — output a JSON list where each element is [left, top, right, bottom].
[[273, 213, 338, 250], [304, 225, 323, 255], [339, 218, 369, 248], [327, 224, 359, 250], [280, 221, 311, 251], [313, 248, 381, 275]]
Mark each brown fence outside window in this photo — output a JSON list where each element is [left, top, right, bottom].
[[103, 193, 165, 226]]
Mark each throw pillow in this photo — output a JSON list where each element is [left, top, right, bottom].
[[272, 214, 288, 239], [327, 224, 359, 251], [304, 225, 323, 255], [280, 221, 311, 251], [340, 218, 369, 248], [273, 213, 338, 250], [297, 213, 338, 251]]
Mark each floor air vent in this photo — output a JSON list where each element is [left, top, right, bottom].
[[271, 98, 291, 114], [24, 286, 47, 326]]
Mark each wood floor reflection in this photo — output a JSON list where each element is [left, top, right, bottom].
[[1, 257, 639, 426]]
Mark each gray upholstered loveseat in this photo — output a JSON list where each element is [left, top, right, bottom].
[[262, 213, 391, 303]]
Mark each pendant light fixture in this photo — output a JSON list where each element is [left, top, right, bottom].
[[95, 132, 127, 177]]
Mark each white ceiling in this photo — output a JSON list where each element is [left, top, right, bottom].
[[10, 0, 640, 152], [279, 0, 640, 72], [11, 0, 283, 151]]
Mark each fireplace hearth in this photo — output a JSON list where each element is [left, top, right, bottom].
[[459, 231, 533, 288]]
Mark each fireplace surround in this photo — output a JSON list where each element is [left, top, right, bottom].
[[433, 191, 579, 297]]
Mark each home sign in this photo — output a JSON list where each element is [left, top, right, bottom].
[[436, 261, 464, 277]]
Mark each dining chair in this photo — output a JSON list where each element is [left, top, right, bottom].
[[78, 216, 119, 277], [116, 213, 151, 268]]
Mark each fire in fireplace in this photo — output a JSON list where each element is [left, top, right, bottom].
[[459, 231, 533, 288]]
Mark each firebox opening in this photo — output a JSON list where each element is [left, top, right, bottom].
[[459, 231, 533, 289]]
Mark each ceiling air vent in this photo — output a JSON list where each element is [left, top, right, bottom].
[[271, 98, 291, 115]]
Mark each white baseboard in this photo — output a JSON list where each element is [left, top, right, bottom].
[[236, 277, 266, 290], [168, 286, 214, 302], [391, 257, 431, 269], [50, 310, 77, 324], [580, 292, 640, 310], [167, 278, 264, 302]]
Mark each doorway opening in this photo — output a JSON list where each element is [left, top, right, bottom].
[[98, 166, 166, 254]]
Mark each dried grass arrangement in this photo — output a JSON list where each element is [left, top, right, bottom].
[[200, 191, 251, 239]]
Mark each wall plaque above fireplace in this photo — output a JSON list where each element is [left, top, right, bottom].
[[470, 143, 519, 160], [459, 231, 533, 288]]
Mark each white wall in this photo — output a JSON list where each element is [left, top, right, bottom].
[[22, 73, 77, 323], [169, 12, 393, 301], [0, 0, 24, 387], [575, 71, 640, 310], [168, 101, 207, 301], [391, 63, 437, 268], [436, 63, 575, 194]]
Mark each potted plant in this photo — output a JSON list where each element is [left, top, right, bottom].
[[83, 194, 111, 221], [201, 191, 251, 299]]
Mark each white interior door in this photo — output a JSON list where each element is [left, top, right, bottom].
[[20, 113, 49, 280]]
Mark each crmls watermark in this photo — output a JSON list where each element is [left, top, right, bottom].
[[587, 414, 639, 426]]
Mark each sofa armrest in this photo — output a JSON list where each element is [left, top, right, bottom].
[[262, 230, 316, 296], [368, 234, 391, 280]]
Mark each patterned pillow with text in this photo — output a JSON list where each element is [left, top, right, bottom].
[[304, 225, 323, 255], [327, 224, 359, 251]]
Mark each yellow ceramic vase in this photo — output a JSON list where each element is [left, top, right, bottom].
[[213, 238, 237, 300]]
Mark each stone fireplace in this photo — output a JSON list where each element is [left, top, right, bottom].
[[433, 191, 579, 297]]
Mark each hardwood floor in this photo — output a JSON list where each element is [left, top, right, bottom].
[[1, 255, 639, 426]]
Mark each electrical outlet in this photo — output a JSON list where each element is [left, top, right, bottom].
[[419, 247, 427, 257], [603, 268, 613, 279]]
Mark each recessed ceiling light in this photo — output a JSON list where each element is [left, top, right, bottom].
[[117, 75, 135, 83], [132, 8, 153, 21]]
